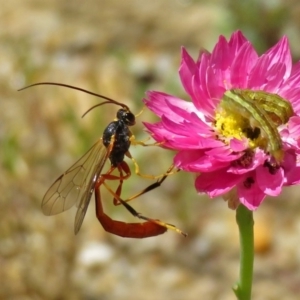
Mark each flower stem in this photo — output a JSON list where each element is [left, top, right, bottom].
[[233, 204, 254, 300]]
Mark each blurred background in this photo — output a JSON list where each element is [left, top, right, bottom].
[[2, 0, 300, 299]]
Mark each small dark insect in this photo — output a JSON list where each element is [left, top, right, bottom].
[[19, 82, 187, 238]]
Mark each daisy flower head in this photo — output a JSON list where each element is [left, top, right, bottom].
[[143, 30, 300, 210]]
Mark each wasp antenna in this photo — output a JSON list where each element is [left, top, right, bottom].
[[82, 101, 118, 118], [18, 82, 129, 110]]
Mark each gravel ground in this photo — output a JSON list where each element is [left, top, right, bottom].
[[2, 1, 300, 300]]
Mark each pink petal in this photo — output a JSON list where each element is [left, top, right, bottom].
[[238, 179, 266, 210], [256, 165, 284, 196], [195, 169, 242, 197], [264, 36, 292, 80], [175, 149, 229, 172], [210, 35, 231, 70], [144, 91, 196, 120], [179, 47, 197, 99], [231, 42, 258, 88], [192, 53, 216, 118], [228, 31, 249, 58], [248, 55, 270, 89]]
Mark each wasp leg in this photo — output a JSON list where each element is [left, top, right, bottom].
[[99, 161, 131, 205], [134, 105, 145, 118], [130, 135, 163, 147], [101, 163, 181, 207], [125, 150, 179, 180]]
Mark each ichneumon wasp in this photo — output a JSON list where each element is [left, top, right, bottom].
[[20, 82, 187, 238]]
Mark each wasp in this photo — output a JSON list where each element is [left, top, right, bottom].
[[20, 82, 187, 238]]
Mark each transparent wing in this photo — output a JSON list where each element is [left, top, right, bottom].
[[42, 139, 109, 232], [74, 142, 110, 234]]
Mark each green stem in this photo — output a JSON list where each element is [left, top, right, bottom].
[[233, 204, 254, 300]]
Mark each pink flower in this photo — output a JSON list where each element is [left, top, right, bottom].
[[143, 31, 300, 210]]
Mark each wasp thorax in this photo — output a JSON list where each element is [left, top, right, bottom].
[[215, 89, 294, 163]]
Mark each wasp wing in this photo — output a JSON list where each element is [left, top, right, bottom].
[[73, 141, 111, 234], [42, 139, 109, 232]]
